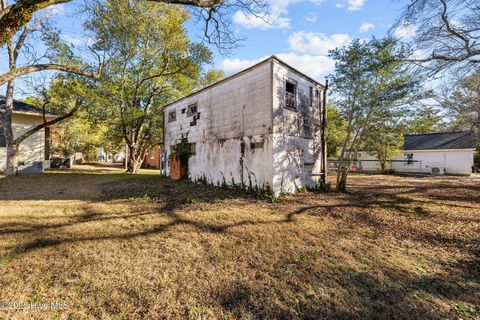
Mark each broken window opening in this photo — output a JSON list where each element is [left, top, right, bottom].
[[187, 104, 198, 116], [168, 110, 176, 122], [285, 80, 297, 110], [309, 86, 313, 106], [250, 141, 264, 149], [189, 143, 196, 155]]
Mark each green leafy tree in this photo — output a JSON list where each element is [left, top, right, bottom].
[[329, 37, 421, 191], [406, 105, 443, 134], [361, 117, 404, 173], [85, 0, 218, 173], [326, 104, 347, 158]]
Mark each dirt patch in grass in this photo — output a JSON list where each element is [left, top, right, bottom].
[[0, 169, 479, 319]]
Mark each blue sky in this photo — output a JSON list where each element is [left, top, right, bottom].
[[1, 0, 417, 97], [199, 0, 412, 81]]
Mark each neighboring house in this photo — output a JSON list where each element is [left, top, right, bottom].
[[357, 131, 477, 175], [0, 97, 56, 173], [163, 56, 327, 195], [143, 145, 161, 169]]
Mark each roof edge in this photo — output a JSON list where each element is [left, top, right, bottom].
[[404, 131, 471, 137], [162, 55, 325, 110]]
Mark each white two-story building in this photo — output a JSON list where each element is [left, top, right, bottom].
[[162, 56, 327, 195]]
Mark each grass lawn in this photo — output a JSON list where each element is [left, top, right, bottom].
[[0, 166, 479, 319]]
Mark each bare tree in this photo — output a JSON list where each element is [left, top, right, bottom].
[[396, 0, 480, 75]]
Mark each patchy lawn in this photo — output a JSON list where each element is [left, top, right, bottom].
[[0, 167, 479, 319]]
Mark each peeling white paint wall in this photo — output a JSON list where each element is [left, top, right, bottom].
[[272, 61, 324, 194], [164, 61, 274, 189], [0, 113, 46, 172], [163, 57, 325, 195]]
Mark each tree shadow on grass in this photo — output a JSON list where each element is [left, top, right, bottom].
[[216, 257, 479, 320]]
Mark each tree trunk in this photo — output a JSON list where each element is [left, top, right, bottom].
[[5, 143, 19, 175], [337, 171, 348, 192], [3, 80, 18, 176], [126, 143, 145, 173]]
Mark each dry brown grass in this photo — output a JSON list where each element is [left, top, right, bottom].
[[0, 167, 479, 319]]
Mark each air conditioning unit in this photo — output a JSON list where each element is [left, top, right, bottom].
[[431, 167, 444, 175]]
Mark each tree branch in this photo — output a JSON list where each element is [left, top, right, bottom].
[[0, 64, 99, 85], [14, 97, 83, 145]]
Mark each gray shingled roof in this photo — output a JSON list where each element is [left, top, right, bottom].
[[0, 96, 56, 116], [404, 132, 477, 150]]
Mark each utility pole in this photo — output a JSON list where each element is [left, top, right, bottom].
[[321, 79, 328, 187]]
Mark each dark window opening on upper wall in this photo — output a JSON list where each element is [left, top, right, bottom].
[[168, 110, 176, 122], [285, 80, 296, 110], [187, 104, 198, 116], [309, 86, 313, 106]]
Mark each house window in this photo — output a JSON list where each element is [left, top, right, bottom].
[[404, 153, 414, 165], [189, 143, 196, 155], [285, 80, 297, 110], [309, 86, 313, 106], [168, 110, 176, 122], [0, 127, 5, 147], [149, 149, 155, 159], [187, 104, 198, 116], [250, 141, 264, 149]]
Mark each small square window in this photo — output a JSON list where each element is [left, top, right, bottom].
[[187, 104, 198, 116], [404, 153, 414, 165], [168, 110, 176, 122]]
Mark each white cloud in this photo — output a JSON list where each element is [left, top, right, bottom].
[[335, 0, 365, 11], [220, 57, 268, 74], [220, 54, 334, 80], [394, 24, 418, 39], [305, 12, 317, 22], [288, 31, 351, 55], [347, 0, 365, 11], [233, 0, 326, 30], [359, 22, 375, 33], [232, 11, 289, 30], [275, 53, 335, 79]]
